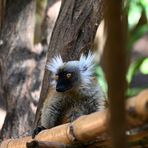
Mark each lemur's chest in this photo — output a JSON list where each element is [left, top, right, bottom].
[[60, 99, 98, 124]]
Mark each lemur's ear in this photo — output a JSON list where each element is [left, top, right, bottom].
[[79, 51, 95, 84], [46, 55, 63, 74]]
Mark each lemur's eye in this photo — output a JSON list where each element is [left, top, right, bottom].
[[66, 73, 72, 79], [55, 75, 59, 80]]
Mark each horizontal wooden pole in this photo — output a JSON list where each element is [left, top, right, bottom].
[[1, 89, 148, 148]]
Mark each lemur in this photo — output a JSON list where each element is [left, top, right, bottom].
[[32, 52, 106, 138]]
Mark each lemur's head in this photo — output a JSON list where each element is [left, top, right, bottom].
[[46, 52, 95, 92]]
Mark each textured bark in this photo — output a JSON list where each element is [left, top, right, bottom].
[[41, 0, 61, 47], [0, 0, 36, 139], [0, 0, 6, 111], [0, 0, 6, 30], [32, 0, 61, 106], [34, 0, 104, 128], [26, 140, 70, 148]]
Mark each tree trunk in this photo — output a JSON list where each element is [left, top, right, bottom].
[[34, 0, 104, 127], [0, 0, 36, 139], [103, 0, 127, 147], [41, 0, 61, 47]]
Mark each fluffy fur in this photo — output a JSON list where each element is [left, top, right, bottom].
[[46, 52, 95, 86], [79, 51, 95, 85], [33, 52, 105, 140], [46, 55, 63, 74]]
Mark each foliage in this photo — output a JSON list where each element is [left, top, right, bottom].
[[96, 0, 148, 97], [96, 65, 107, 94], [126, 0, 148, 96], [127, 57, 146, 84], [128, 0, 148, 29], [127, 57, 148, 97], [127, 0, 148, 49], [140, 58, 148, 74]]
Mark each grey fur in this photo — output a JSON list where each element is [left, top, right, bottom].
[[41, 54, 106, 128], [41, 77, 105, 128]]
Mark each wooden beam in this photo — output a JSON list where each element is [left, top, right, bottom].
[[1, 89, 148, 148]]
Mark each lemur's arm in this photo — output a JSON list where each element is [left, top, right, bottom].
[[32, 92, 62, 138]]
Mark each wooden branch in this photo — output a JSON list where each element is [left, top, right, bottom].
[[126, 89, 148, 126], [26, 140, 68, 148], [1, 89, 148, 148], [87, 127, 148, 147]]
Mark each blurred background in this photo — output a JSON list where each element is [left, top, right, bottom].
[[0, 0, 148, 135], [95, 0, 148, 97]]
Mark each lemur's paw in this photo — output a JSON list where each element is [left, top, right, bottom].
[[32, 126, 46, 139]]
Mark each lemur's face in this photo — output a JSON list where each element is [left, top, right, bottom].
[[46, 52, 95, 92], [55, 66, 80, 92]]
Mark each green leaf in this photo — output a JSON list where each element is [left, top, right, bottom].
[[96, 66, 108, 94], [126, 87, 144, 97], [128, 3, 142, 29], [140, 58, 148, 74], [127, 57, 145, 84], [128, 24, 148, 49]]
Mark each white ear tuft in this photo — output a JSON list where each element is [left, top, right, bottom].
[[79, 51, 95, 84], [46, 55, 64, 74]]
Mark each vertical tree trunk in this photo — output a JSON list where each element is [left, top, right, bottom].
[[0, 0, 36, 139], [0, 0, 5, 30], [103, 0, 127, 147], [34, 0, 104, 127], [41, 0, 61, 47]]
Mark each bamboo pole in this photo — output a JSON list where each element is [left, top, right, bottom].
[[1, 89, 148, 148]]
